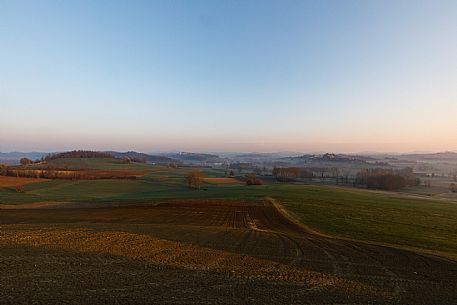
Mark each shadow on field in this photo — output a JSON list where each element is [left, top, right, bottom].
[[0, 199, 456, 304]]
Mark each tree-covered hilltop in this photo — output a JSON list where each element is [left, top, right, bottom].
[[44, 150, 114, 161]]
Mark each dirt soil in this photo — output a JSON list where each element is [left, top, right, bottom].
[[0, 201, 65, 209], [0, 199, 456, 304], [0, 176, 49, 187]]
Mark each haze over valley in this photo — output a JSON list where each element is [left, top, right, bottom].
[[1, 1, 457, 304]]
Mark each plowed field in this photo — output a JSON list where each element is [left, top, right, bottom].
[[0, 200, 455, 304], [0, 176, 49, 187]]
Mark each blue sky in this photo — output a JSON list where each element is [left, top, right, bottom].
[[1, 0, 456, 152]]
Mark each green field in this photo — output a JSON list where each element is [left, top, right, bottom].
[[272, 185, 457, 259], [1, 159, 457, 260]]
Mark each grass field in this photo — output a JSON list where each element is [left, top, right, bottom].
[[1, 160, 457, 304], [203, 177, 241, 184], [1, 160, 457, 260], [1, 181, 457, 260], [271, 185, 457, 259]]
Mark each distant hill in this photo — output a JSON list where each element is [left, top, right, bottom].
[[171, 152, 222, 163], [233, 153, 275, 158], [107, 151, 178, 164], [0, 152, 46, 162], [0, 152, 47, 165], [283, 153, 372, 163], [399, 151, 457, 161], [229, 152, 300, 163], [39, 150, 178, 165]]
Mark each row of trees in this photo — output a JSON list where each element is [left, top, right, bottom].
[[272, 166, 352, 182], [271, 166, 423, 191], [272, 167, 313, 181], [272, 167, 300, 181], [355, 168, 420, 190], [1, 166, 137, 180]]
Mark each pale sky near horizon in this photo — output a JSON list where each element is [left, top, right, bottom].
[[1, 0, 456, 153]]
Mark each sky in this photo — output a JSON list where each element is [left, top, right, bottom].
[[1, 0, 456, 153]]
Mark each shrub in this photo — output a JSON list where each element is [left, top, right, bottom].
[[185, 171, 204, 189], [245, 173, 263, 185], [450, 183, 457, 193], [20, 158, 33, 166]]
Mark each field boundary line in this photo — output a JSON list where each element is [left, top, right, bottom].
[[265, 196, 457, 262], [264, 197, 333, 238]]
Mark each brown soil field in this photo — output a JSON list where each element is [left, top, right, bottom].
[[0, 200, 456, 304], [203, 177, 242, 184], [0, 201, 64, 209], [0, 176, 49, 187]]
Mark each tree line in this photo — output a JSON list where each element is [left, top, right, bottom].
[[272, 166, 342, 181], [271, 166, 421, 191], [1, 167, 137, 180], [355, 168, 420, 190]]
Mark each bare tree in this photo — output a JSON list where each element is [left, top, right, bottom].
[[20, 158, 33, 166], [245, 173, 263, 185], [451, 169, 457, 182], [185, 171, 204, 189], [0, 164, 7, 176]]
